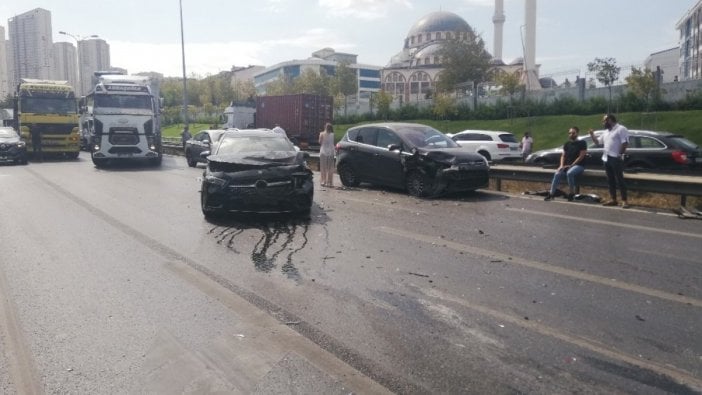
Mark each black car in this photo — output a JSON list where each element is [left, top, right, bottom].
[[0, 127, 28, 165], [185, 129, 226, 167], [335, 122, 490, 197], [526, 130, 702, 171], [200, 129, 313, 218]]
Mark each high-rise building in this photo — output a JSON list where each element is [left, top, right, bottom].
[[8, 8, 53, 88], [52, 42, 77, 89], [0, 26, 10, 100], [78, 38, 110, 95], [677, 0, 702, 80]]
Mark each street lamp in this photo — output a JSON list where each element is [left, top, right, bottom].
[[179, 0, 189, 127], [59, 31, 98, 96]]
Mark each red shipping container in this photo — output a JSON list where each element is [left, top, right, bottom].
[[255, 94, 333, 146]]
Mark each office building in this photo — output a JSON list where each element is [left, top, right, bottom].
[[677, 0, 702, 80], [8, 8, 53, 88], [77, 38, 110, 95], [52, 42, 77, 89], [0, 26, 9, 100]]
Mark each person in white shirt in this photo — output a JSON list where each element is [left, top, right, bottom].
[[318, 123, 336, 187], [589, 114, 629, 208], [520, 131, 533, 161], [272, 124, 286, 135]]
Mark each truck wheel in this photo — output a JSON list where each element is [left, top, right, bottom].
[[92, 157, 107, 168]]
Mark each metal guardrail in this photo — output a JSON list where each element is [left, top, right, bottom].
[[490, 164, 702, 206], [161, 142, 702, 205]]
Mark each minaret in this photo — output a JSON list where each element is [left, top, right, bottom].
[[523, 0, 541, 90], [492, 0, 505, 61]]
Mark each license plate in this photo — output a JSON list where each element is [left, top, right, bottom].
[[510, 147, 518, 151]]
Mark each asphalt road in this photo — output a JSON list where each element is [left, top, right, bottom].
[[0, 153, 700, 394]]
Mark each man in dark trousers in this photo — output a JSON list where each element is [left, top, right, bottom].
[[180, 126, 191, 150], [589, 114, 630, 208], [31, 128, 43, 161]]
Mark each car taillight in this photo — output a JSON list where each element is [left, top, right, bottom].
[[497, 143, 509, 149], [672, 150, 689, 164]]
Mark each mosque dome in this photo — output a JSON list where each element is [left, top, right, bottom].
[[407, 11, 471, 37]]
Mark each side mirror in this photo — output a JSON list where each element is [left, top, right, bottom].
[[388, 144, 402, 152], [202, 139, 210, 145]]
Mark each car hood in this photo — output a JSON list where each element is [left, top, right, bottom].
[[0, 136, 21, 144], [207, 151, 306, 172], [418, 147, 487, 165]]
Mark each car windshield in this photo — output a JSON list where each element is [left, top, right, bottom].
[[0, 128, 18, 138], [216, 135, 294, 154], [400, 126, 459, 149]]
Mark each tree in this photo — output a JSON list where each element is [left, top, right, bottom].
[[435, 27, 492, 108], [232, 79, 256, 104], [495, 71, 523, 103], [371, 91, 393, 120], [331, 62, 358, 116], [432, 92, 456, 120], [587, 57, 620, 112], [293, 69, 331, 96], [0, 93, 13, 108], [625, 66, 660, 111]]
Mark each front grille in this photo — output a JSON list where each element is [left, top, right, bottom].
[[0, 144, 19, 154], [31, 124, 75, 134], [109, 128, 139, 145], [108, 146, 142, 154]]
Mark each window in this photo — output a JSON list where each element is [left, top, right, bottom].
[[376, 129, 402, 149], [637, 137, 665, 149], [356, 128, 376, 145]]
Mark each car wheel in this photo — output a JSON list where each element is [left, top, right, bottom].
[[337, 162, 360, 187], [478, 150, 492, 161], [186, 151, 197, 167], [406, 170, 434, 198]]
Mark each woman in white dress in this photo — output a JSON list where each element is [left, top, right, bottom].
[[318, 123, 336, 187]]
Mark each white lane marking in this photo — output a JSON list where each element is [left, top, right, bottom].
[[506, 207, 702, 239], [375, 226, 702, 308], [421, 288, 702, 392]]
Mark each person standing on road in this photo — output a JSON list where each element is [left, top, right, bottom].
[[544, 127, 587, 201], [589, 114, 629, 208], [180, 125, 191, 150], [318, 122, 336, 188], [520, 131, 533, 161], [31, 127, 43, 161]]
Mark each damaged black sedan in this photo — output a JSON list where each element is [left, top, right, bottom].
[[335, 123, 489, 197], [200, 129, 313, 218]]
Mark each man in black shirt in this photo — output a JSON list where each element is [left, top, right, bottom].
[[544, 126, 587, 201]]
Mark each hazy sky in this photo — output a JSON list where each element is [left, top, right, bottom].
[[0, 0, 690, 80]]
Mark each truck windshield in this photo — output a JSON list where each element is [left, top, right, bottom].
[[20, 97, 77, 114], [94, 94, 152, 110]]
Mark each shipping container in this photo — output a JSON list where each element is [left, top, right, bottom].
[[255, 94, 333, 146]]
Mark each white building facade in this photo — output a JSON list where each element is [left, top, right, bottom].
[[677, 0, 702, 80]]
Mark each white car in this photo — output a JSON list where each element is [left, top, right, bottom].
[[446, 130, 522, 162]]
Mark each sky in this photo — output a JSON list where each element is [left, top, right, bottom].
[[0, 0, 692, 81]]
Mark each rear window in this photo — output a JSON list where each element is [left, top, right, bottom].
[[498, 133, 518, 143], [668, 136, 700, 151]]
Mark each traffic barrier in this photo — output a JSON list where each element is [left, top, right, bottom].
[[162, 141, 701, 205]]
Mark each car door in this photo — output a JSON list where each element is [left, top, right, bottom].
[[371, 128, 405, 188], [347, 127, 378, 182], [626, 135, 666, 168]]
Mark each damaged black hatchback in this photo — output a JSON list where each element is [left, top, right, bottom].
[[335, 123, 490, 197], [200, 129, 313, 218]]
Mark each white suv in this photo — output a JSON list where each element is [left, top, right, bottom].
[[446, 130, 522, 162]]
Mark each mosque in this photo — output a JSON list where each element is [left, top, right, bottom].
[[381, 0, 541, 104]]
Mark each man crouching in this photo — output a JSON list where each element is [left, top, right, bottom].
[[544, 126, 587, 201]]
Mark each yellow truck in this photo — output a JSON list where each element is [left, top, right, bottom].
[[14, 79, 80, 159]]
